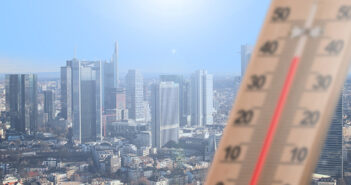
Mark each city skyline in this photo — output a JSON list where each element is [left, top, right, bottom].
[[0, 1, 349, 184], [0, 47, 347, 184]]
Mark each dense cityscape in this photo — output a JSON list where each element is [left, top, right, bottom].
[[0, 41, 350, 185], [0, 42, 240, 185]]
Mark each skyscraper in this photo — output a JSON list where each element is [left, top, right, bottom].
[[116, 88, 126, 110], [63, 59, 103, 143], [126, 70, 144, 122], [69, 59, 81, 140], [315, 96, 343, 178], [160, 75, 190, 127], [183, 80, 192, 126], [241, 44, 253, 78], [112, 41, 119, 89], [79, 61, 103, 143], [191, 70, 214, 127], [61, 66, 72, 123], [5, 74, 38, 134], [103, 42, 119, 111], [151, 81, 179, 148], [116, 88, 128, 121], [43, 90, 55, 121]]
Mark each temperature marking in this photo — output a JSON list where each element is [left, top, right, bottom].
[[250, 2, 318, 183], [205, 0, 351, 185], [249, 57, 300, 185]]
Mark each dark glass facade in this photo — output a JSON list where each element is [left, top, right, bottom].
[[315, 97, 343, 178], [60, 66, 72, 123], [44, 90, 55, 121], [5, 74, 38, 134]]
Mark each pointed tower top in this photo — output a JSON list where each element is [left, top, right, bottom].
[[115, 41, 118, 54]]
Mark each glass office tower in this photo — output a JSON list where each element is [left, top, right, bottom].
[[5, 74, 38, 134]]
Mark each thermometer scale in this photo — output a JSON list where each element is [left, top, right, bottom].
[[206, 0, 351, 184]]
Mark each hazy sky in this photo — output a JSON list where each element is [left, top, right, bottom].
[[0, 0, 271, 75]]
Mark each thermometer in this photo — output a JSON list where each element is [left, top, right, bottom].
[[205, 0, 351, 184]]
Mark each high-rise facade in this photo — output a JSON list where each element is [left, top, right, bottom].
[[116, 88, 128, 121], [151, 81, 179, 148], [183, 80, 192, 126], [61, 66, 72, 123], [112, 41, 119, 89], [80, 61, 103, 143], [69, 59, 81, 140], [126, 70, 144, 122], [116, 88, 126, 110], [315, 96, 343, 178], [103, 42, 119, 111], [241, 44, 253, 78], [62, 59, 103, 143], [191, 70, 214, 127], [5, 74, 38, 134], [160, 75, 190, 127], [43, 90, 55, 121]]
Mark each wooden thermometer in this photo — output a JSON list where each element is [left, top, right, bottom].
[[205, 0, 351, 184]]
